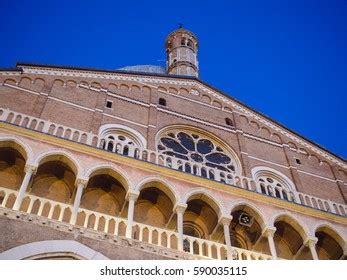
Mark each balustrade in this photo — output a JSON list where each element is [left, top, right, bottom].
[[0, 186, 274, 260]]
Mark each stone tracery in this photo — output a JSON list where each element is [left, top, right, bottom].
[[157, 130, 238, 174]]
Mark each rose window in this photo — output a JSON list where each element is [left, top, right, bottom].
[[157, 132, 235, 172]]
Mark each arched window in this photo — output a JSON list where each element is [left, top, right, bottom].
[[258, 176, 291, 199], [225, 118, 233, 126], [252, 167, 296, 201], [106, 136, 114, 151], [159, 98, 166, 106], [181, 38, 186, 46], [123, 146, 129, 156], [187, 39, 193, 48], [99, 124, 146, 147], [98, 124, 146, 157]]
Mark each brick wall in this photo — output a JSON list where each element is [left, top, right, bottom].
[[0, 68, 345, 203]]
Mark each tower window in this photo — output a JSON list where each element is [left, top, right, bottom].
[[181, 38, 186, 46], [295, 158, 301, 164], [187, 39, 193, 48], [225, 118, 233, 126], [106, 100, 113, 108], [159, 98, 166, 106]]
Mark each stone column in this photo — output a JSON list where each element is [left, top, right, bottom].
[[219, 216, 233, 247], [70, 178, 88, 225], [263, 227, 277, 260], [305, 237, 319, 260], [125, 190, 140, 239], [174, 203, 187, 251], [219, 216, 233, 259], [13, 164, 37, 211], [339, 245, 347, 260]]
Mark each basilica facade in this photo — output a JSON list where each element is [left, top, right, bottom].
[[0, 28, 346, 260]]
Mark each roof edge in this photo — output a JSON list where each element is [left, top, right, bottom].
[[0, 67, 23, 72], [16, 62, 198, 80]]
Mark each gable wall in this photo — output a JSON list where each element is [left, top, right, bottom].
[[0, 69, 345, 203]]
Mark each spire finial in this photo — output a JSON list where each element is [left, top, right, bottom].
[[178, 23, 183, 29]]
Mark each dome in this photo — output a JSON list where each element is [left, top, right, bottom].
[[117, 65, 166, 75], [165, 27, 198, 44]]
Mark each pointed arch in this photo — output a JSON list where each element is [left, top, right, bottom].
[[85, 163, 132, 191], [0, 135, 34, 163], [82, 165, 128, 216], [228, 200, 266, 250], [34, 149, 82, 177], [134, 176, 177, 228], [270, 212, 309, 241], [0, 136, 30, 191], [228, 199, 267, 229], [313, 223, 345, 250], [182, 188, 225, 217], [135, 176, 179, 206]]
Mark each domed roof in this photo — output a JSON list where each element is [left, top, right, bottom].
[[165, 27, 198, 43], [117, 65, 166, 74]]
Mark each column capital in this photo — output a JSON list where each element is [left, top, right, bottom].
[[24, 164, 37, 174], [174, 203, 187, 214], [262, 226, 277, 238], [75, 177, 89, 188], [126, 189, 140, 201], [304, 236, 318, 247], [219, 215, 233, 226]]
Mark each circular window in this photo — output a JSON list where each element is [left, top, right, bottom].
[[157, 131, 235, 173]]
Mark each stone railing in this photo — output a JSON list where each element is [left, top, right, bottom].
[[0, 108, 346, 217], [76, 207, 128, 235], [182, 235, 228, 260], [0, 187, 273, 260], [182, 235, 271, 260], [131, 221, 180, 250]]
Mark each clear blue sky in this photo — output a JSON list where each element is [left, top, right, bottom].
[[1, 0, 346, 159]]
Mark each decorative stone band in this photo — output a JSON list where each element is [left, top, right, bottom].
[[0, 108, 346, 217]]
